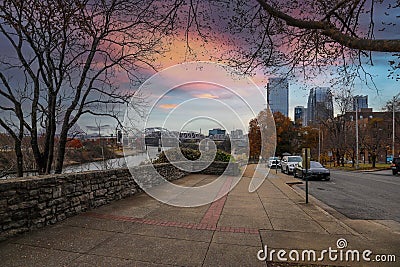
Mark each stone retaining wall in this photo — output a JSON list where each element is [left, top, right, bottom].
[[0, 161, 238, 240]]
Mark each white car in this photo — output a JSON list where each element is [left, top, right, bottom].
[[281, 156, 302, 174], [267, 157, 281, 169]]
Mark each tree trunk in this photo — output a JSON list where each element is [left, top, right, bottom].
[[30, 131, 46, 174], [336, 149, 340, 166], [14, 140, 24, 177], [45, 136, 55, 174], [45, 95, 57, 173], [372, 153, 377, 168], [54, 129, 68, 174], [32, 151, 45, 174]]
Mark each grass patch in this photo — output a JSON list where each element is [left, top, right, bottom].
[[327, 163, 391, 171]]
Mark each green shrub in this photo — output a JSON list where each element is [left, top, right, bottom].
[[213, 150, 232, 162]]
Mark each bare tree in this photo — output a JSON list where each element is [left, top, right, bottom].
[[361, 117, 386, 168], [248, 0, 399, 70], [0, 0, 176, 176], [322, 89, 354, 166], [383, 96, 400, 146], [172, 0, 400, 82], [255, 0, 400, 52]]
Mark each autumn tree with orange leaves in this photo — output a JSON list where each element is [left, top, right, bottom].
[[248, 118, 261, 160], [273, 112, 296, 156]]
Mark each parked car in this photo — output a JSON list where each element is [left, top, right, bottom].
[[268, 157, 281, 169], [281, 156, 302, 174], [293, 161, 330, 181], [391, 157, 400, 175]]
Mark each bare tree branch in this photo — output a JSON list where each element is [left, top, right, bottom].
[[256, 0, 400, 52]]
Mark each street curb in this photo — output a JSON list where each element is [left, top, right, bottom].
[[287, 182, 363, 237], [265, 169, 364, 237]]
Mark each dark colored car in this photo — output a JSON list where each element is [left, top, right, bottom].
[[392, 157, 400, 175], [293, 161, 330, 181]]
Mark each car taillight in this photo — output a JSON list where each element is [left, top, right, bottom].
[[392, 163, 396, 167]]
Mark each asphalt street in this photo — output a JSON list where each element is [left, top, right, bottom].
[[295, 169, 400, 222]]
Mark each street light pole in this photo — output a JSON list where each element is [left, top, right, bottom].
[[355, 99, 359, 170], [318, 126, 321, 162], [394, 95, 397, 159]]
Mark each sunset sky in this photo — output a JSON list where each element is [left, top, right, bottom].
[[107, 31, 400, 136], [1, 1, 394, 136], [123, 61, 267, 136], [79, 35, 400, 135], [155, 40, 400, 119]]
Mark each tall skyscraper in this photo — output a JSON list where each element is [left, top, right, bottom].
[[353, 95, 368, 111], [294, 106, 307, 126], [267, 77, 289, 117], [307, 87, 334, 125]]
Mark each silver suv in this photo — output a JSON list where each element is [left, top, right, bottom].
[[281, 156, 302, 174]]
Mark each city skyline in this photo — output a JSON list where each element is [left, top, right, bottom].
[[77, 78, 396, 136]]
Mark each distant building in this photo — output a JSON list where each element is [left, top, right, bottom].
[[267, 77, 289, 117], [208, 128, 226, 137], [208, 128, 226, 141], [209, 128, 226, 136], [307, 87, 334, 125], [230, 129, 244, 139], [339, 108, 400, 162], [294, 106, 307, 126], [353, 95, 368, 111]]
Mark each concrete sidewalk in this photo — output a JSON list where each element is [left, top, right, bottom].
[[0, 165, 399, 266]]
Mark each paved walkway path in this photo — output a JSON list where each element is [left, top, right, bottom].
[[0, 165, 399, 266]]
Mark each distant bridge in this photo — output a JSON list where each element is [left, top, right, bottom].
[[144, 127, 205, 146], [178, 131, 205, 141]]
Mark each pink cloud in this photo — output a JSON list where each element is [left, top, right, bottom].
[[193, 93, 219, 99], [176, 83, 224, 91], [158, 103, 178, 109]]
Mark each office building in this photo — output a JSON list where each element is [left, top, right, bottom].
[[209, 128, 226, 137], [267, 77, 289, 117], [209, 128, 226, 141], [307, 87, 334, 125], [294, 106, 307, 126], [353, 95, 368, 111]]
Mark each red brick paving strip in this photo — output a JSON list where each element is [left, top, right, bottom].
[[83, 212, 259, 234], [199, 176, 233, 226], [82, 176, 260, 234]]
